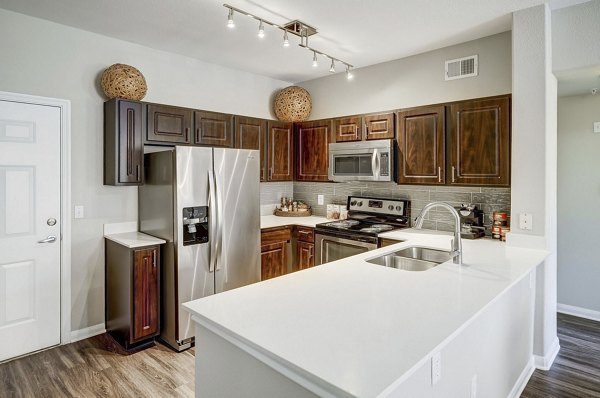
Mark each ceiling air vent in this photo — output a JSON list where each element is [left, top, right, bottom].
[[445, 55, 478, 81]]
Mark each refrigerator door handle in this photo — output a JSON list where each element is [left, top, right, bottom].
[[214, 168, 224, 271], [208, 170, 217, 273]]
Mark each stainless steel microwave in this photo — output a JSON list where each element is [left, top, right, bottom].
[[328, 139, 394, 182]]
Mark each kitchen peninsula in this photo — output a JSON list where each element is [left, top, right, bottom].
[[183, 230, 548, 398]]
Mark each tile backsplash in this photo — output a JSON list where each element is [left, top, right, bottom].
[[259, 182, 293, 215], [292, 182, 511, 234]]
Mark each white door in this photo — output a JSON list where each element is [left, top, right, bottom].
[[0, 100, 61, 362]]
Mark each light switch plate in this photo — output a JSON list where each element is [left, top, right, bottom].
[[74, 205, 84, 219], [594, 122, 600, 133]]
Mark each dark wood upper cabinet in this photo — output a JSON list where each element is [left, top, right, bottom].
[[448, 96, 511, 186], [397, 105, 446, 185], [295, 120, 332, 181], [364, 112, 395, 140], [146, 104, 192, 144], [267, 121, 293, 181], [235, 116, 267, 180], [194, 111, 234, 147], [333, 116, 362, 142], [104, 99, 143, 186], [132, 247, 159, 341]]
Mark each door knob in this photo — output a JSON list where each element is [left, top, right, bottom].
[[37, 236, 57, 244]]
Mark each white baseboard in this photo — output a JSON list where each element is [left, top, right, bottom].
[[534, 336, 560, 370], [558, 303, 600, 322], [508, 356, 535, 398], [70, 323, 105, 343]]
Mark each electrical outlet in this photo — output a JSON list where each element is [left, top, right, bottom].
[[431, 352, 442, 386], [471, 374, 478, 398], [317, 194, 324, 205], [74, 205, 85, 219], [519, 213, 532, 231], [594, 121, 600, 133]]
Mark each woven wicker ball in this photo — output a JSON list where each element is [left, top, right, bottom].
[[101, 63, 147, 101], [274, 86, 312, 122]]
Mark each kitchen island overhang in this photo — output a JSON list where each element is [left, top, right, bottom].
[[183, 229, 549, 398]]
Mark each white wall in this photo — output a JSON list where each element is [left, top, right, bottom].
[[298, 32, 511, 119], [0, 8, 290, 332], [552, 0, 600, 74], [557, 94, 600, 314]]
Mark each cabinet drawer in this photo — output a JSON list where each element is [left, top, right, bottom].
[[261, 227, 292, 247], [296, 226, 314, 243]]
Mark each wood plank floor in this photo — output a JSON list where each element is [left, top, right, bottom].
[[1, 313, 599, 397], [521, 313, 600, 398], [0, 334, 195, 397]]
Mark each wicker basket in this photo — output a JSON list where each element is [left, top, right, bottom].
[[274, 86, 312, 122], [101, 63, 147, 101], [273, 208, 313, 217]]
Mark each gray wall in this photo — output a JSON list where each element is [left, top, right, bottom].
[[0, 9, 290, 332], [293, 182, 510, 234], [557, 93, 600, 313], [298, 32, 511, 119]]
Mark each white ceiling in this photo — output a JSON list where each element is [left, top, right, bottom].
[[0, 0, 593, 85]]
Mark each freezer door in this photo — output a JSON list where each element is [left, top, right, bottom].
[[213, 148, 261, 293], [175, 146, 215, 342]]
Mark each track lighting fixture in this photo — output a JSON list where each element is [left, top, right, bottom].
[[227, 8, 235, 28], [223, 4, 354, 79], [283, 30, 290, 47], [258, 20, 265, 38]]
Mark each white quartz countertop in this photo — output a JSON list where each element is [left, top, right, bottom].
[[183, 229, 548, 398], [261, 215, 329, 229], [104, 231, 166, 248]]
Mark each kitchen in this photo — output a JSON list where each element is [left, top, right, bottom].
[[0, 0, 599, 397]]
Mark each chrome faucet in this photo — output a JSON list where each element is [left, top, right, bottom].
[[414, 202, 463, 265]]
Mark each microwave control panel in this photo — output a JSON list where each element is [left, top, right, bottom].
[[379, 152, 389, 176]]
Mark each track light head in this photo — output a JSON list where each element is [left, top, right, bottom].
[[258, 20, 265, 38], [312, 52, 318, 67], [329, 59, 335, 73], [227, 9, 235, 28], [283, 30, 290, 47], [346, 65, 354, 80]]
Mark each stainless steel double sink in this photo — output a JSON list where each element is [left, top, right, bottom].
[[366, 246, 451, 271]]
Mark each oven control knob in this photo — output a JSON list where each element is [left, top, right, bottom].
[[357, 201, 363, 207], [388, 205, 394, 210], [396, 206, 402, 211], [350, 200, 357, 206]]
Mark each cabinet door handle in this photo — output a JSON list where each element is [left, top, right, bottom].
[[438, 166, 441, 183], [452, 166, 456, 183], [153, 250, 157, 268], [185, 127, 190, 141], [269, 168, 273, 179], [136, 165, 141, 181]]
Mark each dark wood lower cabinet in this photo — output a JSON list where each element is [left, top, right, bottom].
[[106, 240, 160, 350], [260, 242, 287, 280], [297, 241, 314, 270]]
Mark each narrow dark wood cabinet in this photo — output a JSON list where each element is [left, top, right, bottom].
[[267, 121, 294, 181], [333, 116, 363, 142], [106, 240, 160, 350], [104, 99, 143, 186], [295, 120, 332, 181], [146, 104, 192, 144], [194, 111, 234, 147], [296, 226, 315, 270], [235, 116, 267, 180], [364, 112, 395, 140], [397, 105, 446, 185], [447, 96, 511, 186]]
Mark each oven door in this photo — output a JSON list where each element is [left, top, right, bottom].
[[314, 232, 378, 266]]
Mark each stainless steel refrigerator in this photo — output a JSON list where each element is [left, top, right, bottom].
[[139, 146, 260, 351]]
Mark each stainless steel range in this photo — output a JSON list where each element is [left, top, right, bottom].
[[314, 196, 410, 265]]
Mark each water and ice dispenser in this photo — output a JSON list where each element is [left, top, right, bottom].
[[182, 206, 209, 246]]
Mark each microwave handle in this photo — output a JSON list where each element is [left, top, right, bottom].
[[372, 149, 379, 178]]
